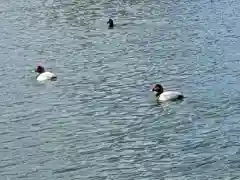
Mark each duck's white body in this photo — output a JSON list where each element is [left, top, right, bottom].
[[37, 72, 57, 82], [158, 91, 183, 101]]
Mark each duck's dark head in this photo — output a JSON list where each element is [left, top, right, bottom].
[[152, 84, 164, 97], [35, 65, 45, 74], [107, 18, 114, 29]]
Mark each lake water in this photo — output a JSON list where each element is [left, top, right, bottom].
[[1, 0, 240, 179]]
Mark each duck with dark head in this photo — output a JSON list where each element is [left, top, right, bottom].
[[107, 18, 114, 29], [152, 84, 184, 102], [35, 65, 57, 82]]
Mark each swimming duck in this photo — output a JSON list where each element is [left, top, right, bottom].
[[151, 84, 184, 101], [35, 65, 57, 82], [107, 18, 114, 29]]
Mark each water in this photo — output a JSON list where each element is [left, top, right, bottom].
[[1, 0, 240, 179]]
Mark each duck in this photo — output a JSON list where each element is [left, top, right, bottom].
[[107, 18, 114, 29], [35, 65, 57, 82], [151, 84, 184, 102]]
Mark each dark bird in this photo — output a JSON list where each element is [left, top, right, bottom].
[[107, 18, 114, 29]]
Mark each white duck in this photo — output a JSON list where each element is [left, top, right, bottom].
[[35, 65, 57, 82], [151, 84, 184, 101]]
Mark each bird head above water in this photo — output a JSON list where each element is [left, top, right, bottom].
[[107, 18, 114, 29], [35, 65, 45, 74], [151, 84, 164, 97]]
